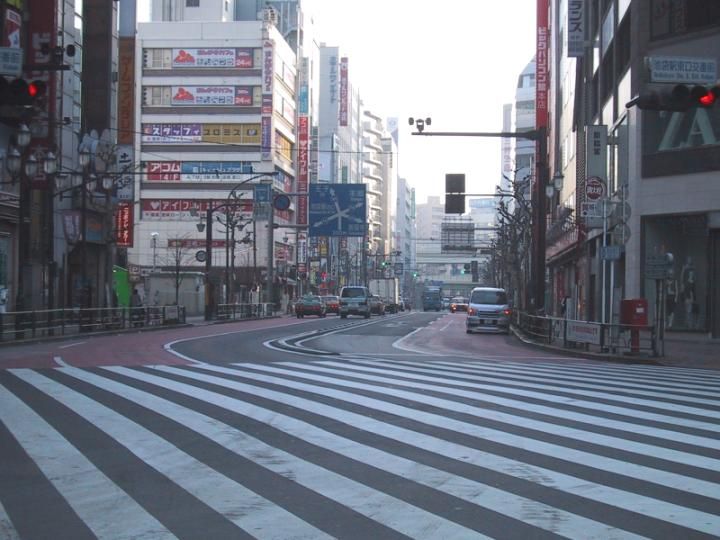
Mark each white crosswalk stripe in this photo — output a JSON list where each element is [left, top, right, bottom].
[[0, 358, 719, 539]]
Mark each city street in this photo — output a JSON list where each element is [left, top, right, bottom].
[[1, 314, 719, 538]]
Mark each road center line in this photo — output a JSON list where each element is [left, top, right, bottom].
[[58, 342, 86, 349]]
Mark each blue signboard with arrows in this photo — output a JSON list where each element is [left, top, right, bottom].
[[309, 183, 367, 237]]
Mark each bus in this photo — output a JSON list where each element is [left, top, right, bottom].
[[422, 286, 442, 311]]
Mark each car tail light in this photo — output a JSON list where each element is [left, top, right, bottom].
[[503, 308, 512, 316]]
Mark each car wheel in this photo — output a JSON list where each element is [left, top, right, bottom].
[[296, 314, 301, 318], [466, 329, 472, 334], [340, 314, 347, 319], [364, 313, 370, 319]]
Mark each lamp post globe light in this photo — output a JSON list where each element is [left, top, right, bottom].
[[51, 138, 125, 311], [6, 124, 58, 313], [197, 172, 278, 321]]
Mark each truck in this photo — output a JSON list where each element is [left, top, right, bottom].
[[368, 278, 400, 313], [422, 285, 442, 311]]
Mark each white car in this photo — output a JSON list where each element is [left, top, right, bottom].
[[466, 287, 511, 334]]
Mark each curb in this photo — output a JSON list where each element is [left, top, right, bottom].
[[509, 326, 661, 365]]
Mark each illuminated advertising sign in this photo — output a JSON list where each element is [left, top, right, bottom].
[[202, 123, 260, 144], [171, 85, 236, 106], [142, 123, 201, 143], [339, 57, 349, 126], [115, 202, 133, 247], [297, 116, 309, 226], [146, 161, 181, 181], [141, 199, 252, 220]]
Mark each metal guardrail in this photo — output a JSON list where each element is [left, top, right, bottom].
[[0, 305, 187, 343], [515, 311, 658, 357], [215, 303, 274, 321]]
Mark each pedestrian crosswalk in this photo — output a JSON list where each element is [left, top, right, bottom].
[[1, 357, 720, 539]]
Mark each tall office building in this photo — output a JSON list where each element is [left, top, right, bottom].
[[134, 3, 298, 304]]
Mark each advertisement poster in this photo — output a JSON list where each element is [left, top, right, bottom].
[[3, 9, 21, 48]]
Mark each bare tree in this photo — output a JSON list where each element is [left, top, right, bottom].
[[164, 234, 196, 305], [484, 171, 533, 310], [214, 190, 253, 303]]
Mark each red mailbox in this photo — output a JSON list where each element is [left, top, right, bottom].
[[621, 299, 648, 353], [620, 299, 648, 326]]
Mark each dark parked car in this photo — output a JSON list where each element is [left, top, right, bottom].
[[295, 295, 327, 318], [322, 295, 340, 314]]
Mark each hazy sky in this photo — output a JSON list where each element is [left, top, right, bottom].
[[137, 0, 537, 205]]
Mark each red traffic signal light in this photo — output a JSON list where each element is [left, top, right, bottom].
[[627, 84, 720, 112], [694, 85, 719, 107], [0, 77, 47, 106]]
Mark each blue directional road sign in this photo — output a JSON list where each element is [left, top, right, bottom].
[[309, 183, 367, 237]]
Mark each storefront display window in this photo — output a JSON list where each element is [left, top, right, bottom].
[[644, 214, 707, 331]]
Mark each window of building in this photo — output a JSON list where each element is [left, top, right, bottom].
[[651, 0, 720, 40], [186, 0, 200, 7]]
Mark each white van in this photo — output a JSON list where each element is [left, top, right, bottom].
[[339, 286, 371, 319], [465, 287, 511, 334]]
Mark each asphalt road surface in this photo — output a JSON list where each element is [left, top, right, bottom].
[[1, 311, 719, 539]]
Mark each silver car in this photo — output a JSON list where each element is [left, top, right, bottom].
[[339, 286, 371, 319], [466, 287, 511, 334]]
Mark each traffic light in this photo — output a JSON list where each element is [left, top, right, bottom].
[[626, 84, 720, 112], [471, 260, 479, 282], [0, 77, 47, 107], [445, 173, 466, 214]]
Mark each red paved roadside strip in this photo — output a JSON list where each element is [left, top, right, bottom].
[[0, 317, 309, 370]]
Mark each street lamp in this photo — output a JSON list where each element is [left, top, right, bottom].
[[545, 171, 564, 200]]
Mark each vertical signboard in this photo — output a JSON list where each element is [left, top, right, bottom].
[[567, 0, 585, 58], [115, 202, 134, 247], [339, 57, 349, 126], [116, 145, 135, 201], [297, 117, 309, 226], [585, 125, 608, 183], [535, 0, 549, 139], [118, 38, 135, 145], [261, 40, 274, 161]]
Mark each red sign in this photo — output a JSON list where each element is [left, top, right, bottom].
[[586, 177, 605, 200], [147, 161, 181, 181], [115, 202, 134, 247], [297, 116, 309, 226], [118, 38, 136, 145]]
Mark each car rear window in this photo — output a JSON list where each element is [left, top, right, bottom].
[[323, 296, 339, 302], [470, 290, 508, 305], [341, 288, 367, 298]]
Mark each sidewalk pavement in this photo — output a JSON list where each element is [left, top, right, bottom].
[[512, 326, 720, 371]]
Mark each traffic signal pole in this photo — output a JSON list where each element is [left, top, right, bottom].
[[412, 127, 549, 312]]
